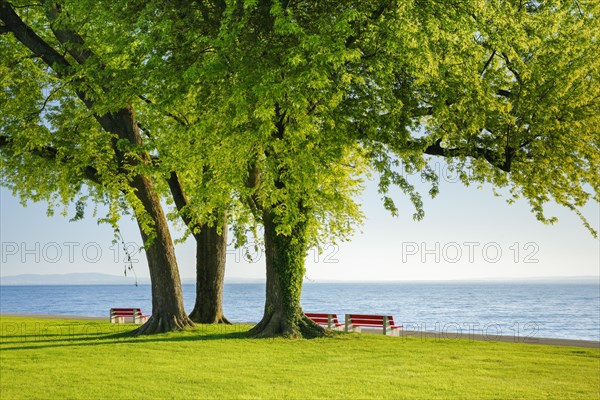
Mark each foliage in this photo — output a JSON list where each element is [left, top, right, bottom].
[[3, 0, 597, 244], [408, 0, 600, 235], [113, 1, 373, 249], [117, 0, 599, 247], [0, 0, 147, 231], [1, 1, 199, 334]]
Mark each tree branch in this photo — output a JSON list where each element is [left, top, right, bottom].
[[0, 0, 71, 72], [423, 139, 512, 172], [345, 1, 390, 48], [2, 1, 204, 236], [167, 171, 201, 235], [481, 50, 496, 76], [497, 89, 511, 98], [0, 134, 101, 183], [45, 1, 96, 66], [501, 52, 523, 86], [138, 95, 189, 127], [246, 161, 262, 219], [27, 84, 61, 120], [0, 0, 100, 117]]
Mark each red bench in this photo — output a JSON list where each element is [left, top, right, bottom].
[[110, 308, 149, 324], [305, 313, 344, 330], [344, 314, 403, 335]]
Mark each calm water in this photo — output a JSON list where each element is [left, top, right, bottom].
[[1, 282, 598, 341]]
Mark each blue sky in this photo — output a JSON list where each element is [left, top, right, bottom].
[[1, 161, 598, 282]]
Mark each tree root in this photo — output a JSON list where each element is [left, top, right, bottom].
[[188, 308, 231, 324], [132, 313, 195, 335], [297, 314, 327, 338], [248, 312, 327, 338]]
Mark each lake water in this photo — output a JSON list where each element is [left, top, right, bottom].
[[1, 282, 598, 341]]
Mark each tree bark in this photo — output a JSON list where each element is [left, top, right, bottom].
[[106, 110, 194, 335], [85, 108, 194, 335], [131, 174, 195, 335], [248, 208, 325, 338], [167, 173, 230, 324], [188, 219, 230, 324]]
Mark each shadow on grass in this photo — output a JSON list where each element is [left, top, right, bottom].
[[0, 326, 255, 351], [0, 331, 110, 345]]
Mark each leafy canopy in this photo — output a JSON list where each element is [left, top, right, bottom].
[[1, 0, 598, 246]]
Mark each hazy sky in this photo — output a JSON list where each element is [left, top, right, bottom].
[[1, 160, 598, 282]]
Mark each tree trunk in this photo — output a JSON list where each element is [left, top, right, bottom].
[[189, 218, 230, 324], [101, 109, 193, 335], [130, 174, 195, 335], [166, 174, 230, 324], [248, 209, 325, 338]]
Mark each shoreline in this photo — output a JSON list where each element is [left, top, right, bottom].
[[399, 329, 599, 348], [1, 313, 598, 348]]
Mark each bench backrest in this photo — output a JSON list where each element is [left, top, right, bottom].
[[388, 315, 396, 326], [347, 314, 394, 327], [110, 308, 142, 316], [305, 313, 340, 326]]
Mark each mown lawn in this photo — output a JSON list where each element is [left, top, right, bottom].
[[0, 316, 598, 399]]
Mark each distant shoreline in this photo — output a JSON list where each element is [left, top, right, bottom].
[[1, 276, 599, 286], [1, 313, 598, 348]]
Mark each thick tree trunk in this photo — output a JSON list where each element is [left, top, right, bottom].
[[167, 174, 230, 324], [189, 218, 230, 324], [102, 109, 193, 335], [248, 209, 325, 338], [130, 175, 195, 335]]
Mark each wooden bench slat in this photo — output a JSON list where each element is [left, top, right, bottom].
[[304, 313, 344, 328], [348, 314, 385, 319], [345, 314, 403, 334]]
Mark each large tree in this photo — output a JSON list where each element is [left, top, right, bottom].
[[111, 1, 235, 324], [2, 0, 597, 339], [133, 0, 598, 337], [128, 0, 372, 337], [0, 0, 201, 333], [0, 0, 235, 328]]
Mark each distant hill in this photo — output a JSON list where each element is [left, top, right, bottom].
[[0, 273, 265, 285], [1, 273, 595, 285], [306, 276, 600, 284], [0, 273, 147, 286]]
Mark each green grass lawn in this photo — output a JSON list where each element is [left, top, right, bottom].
[[0, 317, 598, 399]]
